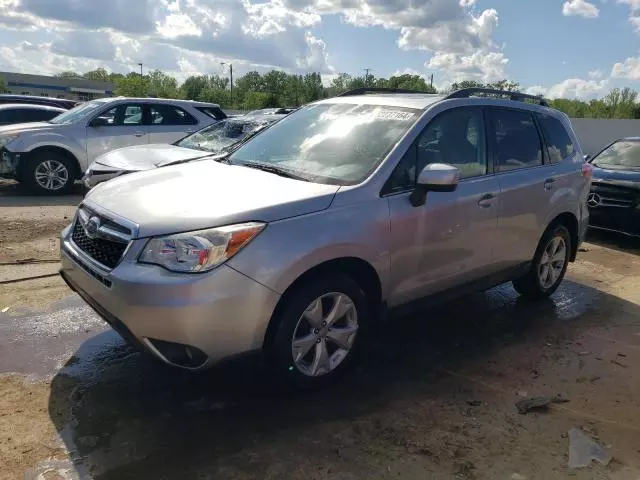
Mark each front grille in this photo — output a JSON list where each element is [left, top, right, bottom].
[[591, 182, 639, 208], [71, 220, 128, 269]]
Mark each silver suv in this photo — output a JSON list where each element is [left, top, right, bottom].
[[59, 88, 591, 388], [0, 97, 225, 194]]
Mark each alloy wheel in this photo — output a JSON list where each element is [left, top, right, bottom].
[[34, 160, 69, 191], [537, 235, 567, 289], [291, 292, 359, 377]]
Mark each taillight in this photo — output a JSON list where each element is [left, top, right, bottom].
[[581, 163, 593, 180]]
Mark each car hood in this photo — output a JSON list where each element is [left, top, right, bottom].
[[93, 144, 211, 172], [0, 122, 56, 135], [84, 159, 340, 238], [591, 165, 640, 190]]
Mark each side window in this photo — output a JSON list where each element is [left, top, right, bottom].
[[489, 109, 543, 172], [537, 113, 575, 164], [383, 107, 487, 193], [23, 109, 59, 122], [417, 107, 487, 179], [0, 109, 23, 124], [96, 104, 144, 126], [149, 104, 198, 126]]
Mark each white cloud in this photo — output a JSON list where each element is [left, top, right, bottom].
[[427, 50, 508, 83], [618, 0, 640, 31], [611, 55, 640, 80], [527, 78, 608, 99], [588, 69, 604, 79], [562, 0, 600, 17]]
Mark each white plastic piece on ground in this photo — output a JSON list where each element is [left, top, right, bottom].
[[568, 427, 612, 468]]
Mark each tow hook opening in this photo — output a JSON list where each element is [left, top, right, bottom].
[[143, 338, 208, 369]]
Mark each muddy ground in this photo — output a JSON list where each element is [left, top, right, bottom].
[[2, 180, 640, 480]]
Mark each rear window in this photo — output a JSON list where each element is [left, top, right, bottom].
[[537, 113, 575, 163]]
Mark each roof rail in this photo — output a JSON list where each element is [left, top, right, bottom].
[[445, 88, 549, 107], [337, 87, 429, 97]]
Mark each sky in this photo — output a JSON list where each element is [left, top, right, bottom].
[[0, 0, 639, 100]]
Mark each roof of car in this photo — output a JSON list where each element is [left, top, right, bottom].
[[99, 97, 221, 108], [316, 87, 552, 112], [0, 103, 66, 111], [316, 93, 444, 110], [620, 137, 640, 141]]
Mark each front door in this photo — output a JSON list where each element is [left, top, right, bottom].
[[86, 103, 149, 164], [385, 106, 500, 307]]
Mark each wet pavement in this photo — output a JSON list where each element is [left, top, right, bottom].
[[2, 240, 640, 479]]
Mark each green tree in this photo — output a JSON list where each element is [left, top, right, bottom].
[[114, 74, 149, 97], [147, 70, 180, 98], [181, 75, 209, 100], [199, 87, 230, 106], [55, 71, 83, 79], [387, 74, 437, 93], [0, 75, 7, 93], [83, 68, 111, 82], [242, 91, 278, 110], [302, 72, 323, 103]]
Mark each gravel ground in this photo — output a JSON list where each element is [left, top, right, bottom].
[[1, 180, 640, 480]]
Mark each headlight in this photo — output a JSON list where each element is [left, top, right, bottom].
[[139, 222, 265, 273], [0, 134, 19, 148]]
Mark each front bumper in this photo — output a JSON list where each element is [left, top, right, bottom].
[[59, 225, 281, 369], [82, 169, 127, 189], [0, 148, 21, 177], [589, 206, 640, 238]]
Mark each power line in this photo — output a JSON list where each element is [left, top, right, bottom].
[[363, 68, 372, 86]]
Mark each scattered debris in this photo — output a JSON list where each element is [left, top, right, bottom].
[[1, 306, 8, 313], [568, 428, 611, 468], [617, 352, 627, 358], [515, 395, 569, 414], [577, 351, 590, 356], [466, 400, 482, 407], [611, 360, 628, 368], [578, 247, 589, 252]]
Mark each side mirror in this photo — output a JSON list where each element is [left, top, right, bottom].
[[409, 163, 459, 207], [583, 154, 591, 162], [90, 117, 109, 127]]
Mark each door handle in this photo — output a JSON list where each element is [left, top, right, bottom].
[[133, 131, 146, 137], [185, 129, 195, 133], [477, 193, 494, 208], [544, 178, 555, 190]]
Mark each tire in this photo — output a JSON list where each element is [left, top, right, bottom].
[[23, 152, 76, 195], [512, 224, 571, 299], [267, 273, 369, 390]]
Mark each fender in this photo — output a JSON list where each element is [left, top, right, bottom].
[[6, 127, 87, 171]]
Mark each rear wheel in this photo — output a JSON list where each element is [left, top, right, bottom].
[[23, 152, 76, 195], [513, 225, 571, 299], [267, 273, 369, 389]]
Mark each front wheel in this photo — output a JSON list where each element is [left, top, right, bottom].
[[267, 273, 369, 389], [23, 152, 76, 195], [513, 225, 571, 299]]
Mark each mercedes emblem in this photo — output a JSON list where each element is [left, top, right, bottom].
[[586, 193, 601, 208], [84, 216, 101, 238]]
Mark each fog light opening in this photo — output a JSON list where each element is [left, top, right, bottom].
[[144, 338, 208, 369]]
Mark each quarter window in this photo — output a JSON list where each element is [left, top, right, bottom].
[[489, 109, 543, 172], [537, 113, 575, 163]]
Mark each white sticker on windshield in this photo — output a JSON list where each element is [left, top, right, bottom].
[[373, 110, 416, 121]]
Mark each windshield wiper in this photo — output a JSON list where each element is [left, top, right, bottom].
[[236, 162, 308, 181]]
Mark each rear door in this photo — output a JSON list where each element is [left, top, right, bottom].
[[488, 107, 553, 267], [385, 106, 501, 306], [147, 103, 199, 144], [86, 103, 150, 163]]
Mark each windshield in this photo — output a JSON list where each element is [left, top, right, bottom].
[[593, 140, 640, 169], [228, 103, 419, 185], [177, 118, 274, 153], [48, 100, 108, 125]]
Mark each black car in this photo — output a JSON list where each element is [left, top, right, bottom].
[[587, 137, 640, 238], [0, 94, 80, 110], [0, 103, 66, 125]]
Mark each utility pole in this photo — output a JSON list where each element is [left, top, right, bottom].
[[221, 62, 233, 106], [138, 63, 143, 77], [363, 68, 372, 86], [430, 73, 434, 90]]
